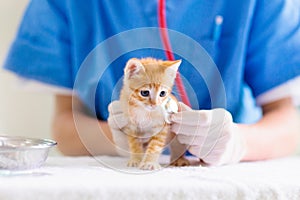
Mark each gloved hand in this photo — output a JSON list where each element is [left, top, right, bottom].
[[170, 102, 246, 166], [107, 101, 129, 157]]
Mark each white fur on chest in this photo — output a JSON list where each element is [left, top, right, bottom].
[[127, 97, 178, 138], [129, 106, 165, 137]]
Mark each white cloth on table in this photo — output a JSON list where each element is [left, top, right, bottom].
[[0, 155, 300, 200]]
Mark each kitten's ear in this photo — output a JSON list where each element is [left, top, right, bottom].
[[124, 58, 145, 79], [165, 60, 181, 79]]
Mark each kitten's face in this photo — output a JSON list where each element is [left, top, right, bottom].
[[123, 58, 181, 110], [135, 83, 170, 110]]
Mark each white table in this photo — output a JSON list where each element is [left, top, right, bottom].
[[1, 155, 300, 200]]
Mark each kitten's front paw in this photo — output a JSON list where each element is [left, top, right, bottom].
[[139, 162, 161, 170], [127, 159, 141, 167], [170, 157, 190, 167]]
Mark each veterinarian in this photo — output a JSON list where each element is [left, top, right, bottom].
[[3, 0, 300, 165]]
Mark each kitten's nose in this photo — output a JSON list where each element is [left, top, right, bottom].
[[150, 98, 157, 106]]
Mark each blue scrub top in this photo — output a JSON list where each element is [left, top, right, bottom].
[[4, 0, 300, 123]]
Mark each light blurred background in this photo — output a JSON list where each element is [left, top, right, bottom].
[[0, 1, 59, 155]]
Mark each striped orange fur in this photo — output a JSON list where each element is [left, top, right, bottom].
[[119, 57, 189, 170]]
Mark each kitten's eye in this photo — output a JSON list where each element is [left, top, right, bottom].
[[140, 90, 150, 97], [160, 91, 167, 97]]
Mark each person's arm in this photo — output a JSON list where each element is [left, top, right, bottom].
[[51, 95, 118, 156], [241, 97, 300, 161]]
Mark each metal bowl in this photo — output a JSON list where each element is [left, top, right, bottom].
[[0, 135, 57, 170]]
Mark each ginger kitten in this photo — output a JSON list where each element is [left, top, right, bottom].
[[119, 57, 189, 170]]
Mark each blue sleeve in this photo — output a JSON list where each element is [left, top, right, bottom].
[[3, 0, 73, 89], [245, 0, 300, 97]]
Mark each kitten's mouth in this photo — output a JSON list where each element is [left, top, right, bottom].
[[145, 105, 158, 111]]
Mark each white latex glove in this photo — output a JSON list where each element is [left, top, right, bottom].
[[107, 101, 129, 157], [170, 102, 246, 166]]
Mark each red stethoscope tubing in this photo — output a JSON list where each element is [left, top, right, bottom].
[[158, 0, 191, 107]]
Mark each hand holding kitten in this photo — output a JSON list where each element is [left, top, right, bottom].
[[107, 101, 130, 157], [170, 102, 247, 166], [108, 99, 247, 167]]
